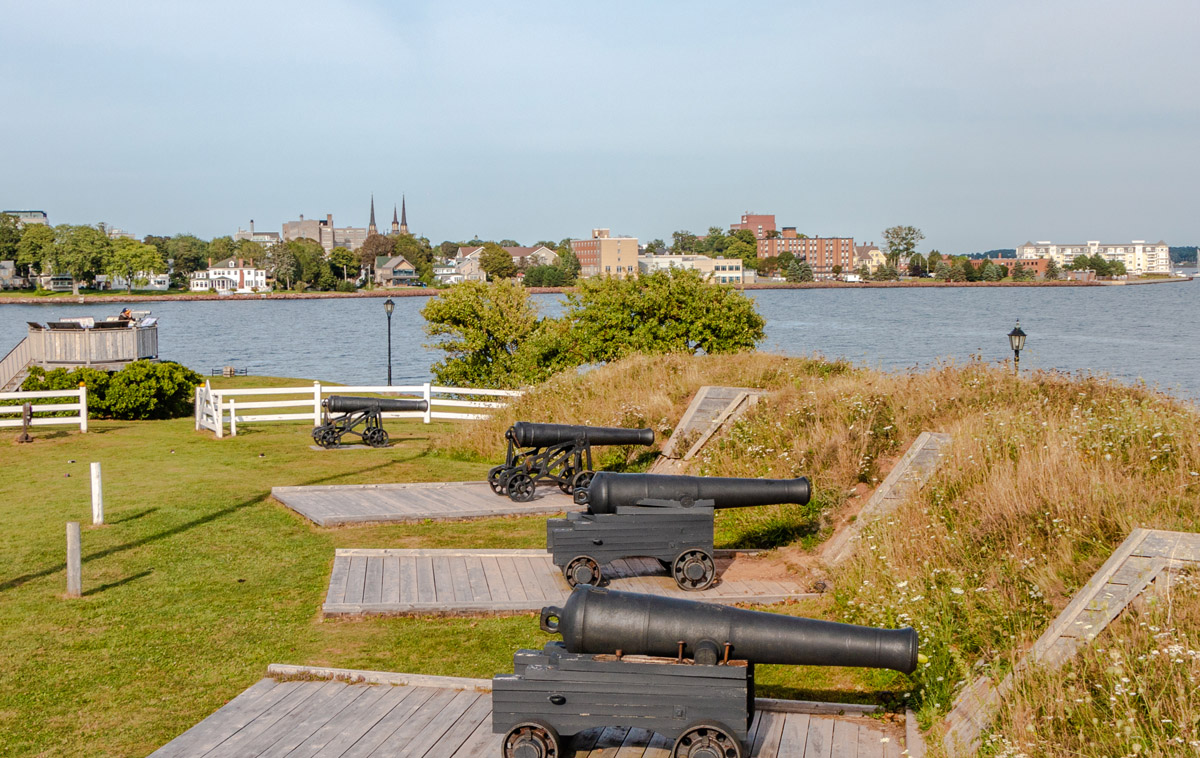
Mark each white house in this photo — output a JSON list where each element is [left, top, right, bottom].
[[190, 258, 270, 294], [638, 254, 748, 284], [433, 260, 462, 285], [1016, 240, 1170, 275], [109, 271, 170, 291]]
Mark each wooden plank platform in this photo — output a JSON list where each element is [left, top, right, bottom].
[[152, 667, 909, 758], [323, 549, 815, 616], [653, 386, 767, 473], [942, 528, 1200, 757], [271, 481, 574, 527], [822, 431, 952, 566]]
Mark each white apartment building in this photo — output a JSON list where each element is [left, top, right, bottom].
[[190, 258, 271, 294], [1016, 240, 1170, 275], [638, 254, 747, 284]]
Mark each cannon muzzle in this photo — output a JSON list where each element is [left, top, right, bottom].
[[507, 421, 654, 449], [579, 471, 811, 514], [541, 586, 918, 674], [325, 395, 429, 414]]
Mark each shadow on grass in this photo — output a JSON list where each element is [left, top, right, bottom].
[[0, 460, 397, 593], [107, 508, 158, 524], [83, 568, 153, 596]]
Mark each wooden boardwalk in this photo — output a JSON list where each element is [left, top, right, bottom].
[[323, 548, 814, 616], [942, 528, 1200, 756], [652, 386, 766, 473], [152, 667, 908, 758], [272, 481, 574, 527], [821, 432, 952, 566]]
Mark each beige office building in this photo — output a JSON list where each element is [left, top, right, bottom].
[[1016, 240, 1170, 275], [571, 229, 639, 278], [639, 254, 747, 284]]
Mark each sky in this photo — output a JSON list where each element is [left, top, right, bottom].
[[2, 0, 1197, 253]]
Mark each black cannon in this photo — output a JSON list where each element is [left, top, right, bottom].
[[310, 395, 428, 448], [493, 585, 919, 758], [488, 422, 655, 503], [549, 472, 811, 590]]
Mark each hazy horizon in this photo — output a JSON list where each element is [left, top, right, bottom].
[[3, 0, 1197, 253]]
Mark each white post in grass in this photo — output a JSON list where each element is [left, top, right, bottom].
[[313, 381, 322, 426], [79, 385, 88, 432], [90, 462, 104, 525], [229, 398, 237, 437], [66, 522, 81, 598]]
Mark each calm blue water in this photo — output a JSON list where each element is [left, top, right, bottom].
[[3, 274, 1197, 400]]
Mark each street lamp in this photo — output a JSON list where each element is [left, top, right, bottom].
[[384, 298, 395, 386], [1008, 320, 1027, 373]]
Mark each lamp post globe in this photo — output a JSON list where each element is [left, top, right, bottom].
[[384, 299, 395, 386], [1008, 320, 1027, 373]]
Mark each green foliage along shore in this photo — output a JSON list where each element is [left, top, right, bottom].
[[421, 268, 765, 388], [17, 360, 202, 419]]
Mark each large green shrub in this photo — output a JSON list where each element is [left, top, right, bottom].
[[18, 360, 201, 420]]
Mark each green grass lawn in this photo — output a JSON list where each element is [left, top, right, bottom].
[[0, 380, 910, 756]]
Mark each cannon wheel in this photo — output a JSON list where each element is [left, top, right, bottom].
[[672, 549, 716, 591], [672, 722, 742, 758], [487, 466, 509, 495], [502, 720, 561, 758], [363, 427, 389, 448], [570, 470, 594, 493], [506, 472, 536, 502], [563, 555, 601, 587], [557, 465, 576, 495], [314, 427, 339, 449]]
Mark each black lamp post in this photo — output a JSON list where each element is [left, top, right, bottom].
[[1008, 320, 1027, 373], [384, 298, 395, 386]]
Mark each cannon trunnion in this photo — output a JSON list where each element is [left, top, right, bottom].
[[311, 395, 428, 449], [488, 422, 655, 503], [548, 472, 812, 590], [492, 586, 920, 758]]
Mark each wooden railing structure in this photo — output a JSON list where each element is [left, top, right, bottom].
[[0, 337, 35, 391], [0, 387, 89, 432], [195, 381, 521, 438], [0, 321, 159, 391]]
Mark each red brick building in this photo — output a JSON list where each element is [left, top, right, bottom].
[[758, 228, 856, 277], [730, 213, 776, 240], [989, 258, 1051, 278]]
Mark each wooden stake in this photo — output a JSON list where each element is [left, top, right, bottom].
[[66, 522, 81, 597], [90, 462, 104, 525]]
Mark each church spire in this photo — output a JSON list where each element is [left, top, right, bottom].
[[368, 194, 377, 235], [391, 204, 399, 234], [399, 195, 409, 235]]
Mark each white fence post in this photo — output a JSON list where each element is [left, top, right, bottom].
[[79, 386, 88, 433], [214, 392, 224, 439], [90, 462, 104, 525], [423, 383, 432, 424], [66, 522, 81, 598], [229, 398, 237, 436], [195, 386, 202, 431], [313, 381, 322, 426]]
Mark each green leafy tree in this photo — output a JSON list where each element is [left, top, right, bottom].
[[564, 268, 764, 363], [359, 233, 394, 284], [422, 280, 566, 388], [856, 265, 870, 279], [266, 244, 299, 290], [785, 260, 803, 282], [1044, 258, 1061, 281], [0, 213, 20, 262], [480, 242, 517, 280], [166, 234, 208, 276], [947, 262, 967, 282], [236, 239, 265, 265], [54, 224, 111, 294], [523, 264, 568, 287], [106, 238, 166, 292], [982, 261, 1003, 281], [831, 264, 843, 278], [105, 361, 203, 419], [208, 236, 237, 262], [882, 225, 925, 269], [329, 246, 358, 282], [644, 239, 667, 255], [796, 261, 814, 282], [872, 264, 900, 281], [1110, 260, 1127, 277], [557, 248, 581, 283], [16, 222, 55, 277], [498, 239, 521, 247], [934, 261, 951, 281], [286, 238, 329, 289], [670, 230, 699, 254], [926, 250, 942, 272]]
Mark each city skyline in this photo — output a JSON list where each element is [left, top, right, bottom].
[[2, 1, 1197, 251]]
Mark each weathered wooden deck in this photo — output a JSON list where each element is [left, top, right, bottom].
[[271, 481, 574, 527], [151, 667, 909, 757], [323, 548, 814, 616], [651, 385, 767, 474], [942, 528, 1200, 756]]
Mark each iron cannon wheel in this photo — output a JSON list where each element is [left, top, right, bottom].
[[487, 466, 509, 495], [506, 472, 537, 502], [502, 720, 562, 758], [363, 427, 389, 448], [314, 427, 339, 448], [557, 465, 576, 495], [570, 470, 594, 493], [672, 549, 716, 591], [672, 722, 742, 758], [563, 555, 601, 587]]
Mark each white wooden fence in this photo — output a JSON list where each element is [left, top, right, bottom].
[[194, 380, 521, 438], [0, 387, 88, 432]]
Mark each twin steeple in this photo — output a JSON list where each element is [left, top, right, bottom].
[[368, 194, 378, 235], [374, 194, 410, 236]]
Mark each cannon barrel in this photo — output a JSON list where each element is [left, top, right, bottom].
[[325, 395, 429, 414], [542, 586, 918, 674], [507, 421, 654, 449], [580, 471, 811, 514]]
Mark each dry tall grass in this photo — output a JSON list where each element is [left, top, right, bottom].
[[439, 352, 1200, 755]]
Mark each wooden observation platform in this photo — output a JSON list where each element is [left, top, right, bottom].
[[0, 314, 159, 391]]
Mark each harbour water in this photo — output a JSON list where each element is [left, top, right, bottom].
[[3, 275, 1197, 401]]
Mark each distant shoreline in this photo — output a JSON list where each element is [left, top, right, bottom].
[[0, 276, 1189, 305]]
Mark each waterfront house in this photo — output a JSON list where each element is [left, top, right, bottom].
[[374, 255, 419, 286], [190, 258, 270, 294]]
